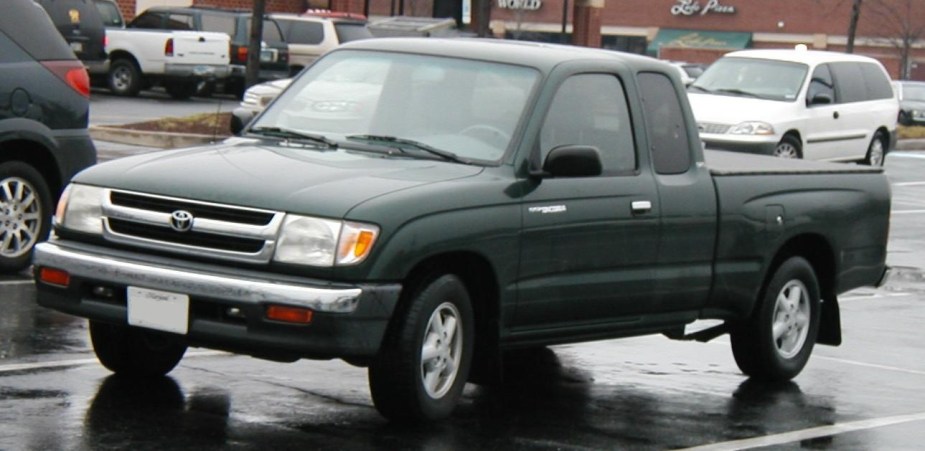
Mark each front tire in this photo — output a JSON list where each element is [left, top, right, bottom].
[[90, 320, 187, 376], [730, 257, 821, 381], [368, 274, 474, 422], [0, 161, 52, 273], [773, 135, 802, 159]]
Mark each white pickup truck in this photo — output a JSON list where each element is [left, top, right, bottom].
[[92, 0, 231, 99]]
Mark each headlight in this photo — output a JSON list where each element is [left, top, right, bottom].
[[55, 184, 104, 235], [274, 214, 379, 267], [729, 121, 775, 135]]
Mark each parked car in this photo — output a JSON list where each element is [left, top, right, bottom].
[[688, 49, 898, 166], [668, 61, 706, 86], [129, 6, 289, 97], [894, 80, 925, 126], [0, 0, 96, 272], [271, 11, 373, 75], [35, 0, 109, 74], [238, 78, 291, 114], [91, 0, 231, 99]]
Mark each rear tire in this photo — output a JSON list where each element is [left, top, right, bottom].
[[165, 81, 197, 100], [0, 161, 52, 273], [730, 257, 821, 381], [368, 274, 474, 422], [863, 131, 887, 167], [108, 59, 142, 97], [90, 320, 187, 377]]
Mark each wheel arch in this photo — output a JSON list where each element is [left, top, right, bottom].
[[0, 137, 64, 199], [763, 233, 841, 346], [392, 251, 502, 385], [108, 50, 140, 69]]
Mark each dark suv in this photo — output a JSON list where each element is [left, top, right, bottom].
[[0, 0, 97, 272], [129, 6, 290, 97], [34, 0, 109, 75]]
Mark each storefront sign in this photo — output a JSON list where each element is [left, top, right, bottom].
[[671, 0, 736, 16], [498, 0, 542, 10]]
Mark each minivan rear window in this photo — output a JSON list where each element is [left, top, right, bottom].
[[0, 1, 76, 60]]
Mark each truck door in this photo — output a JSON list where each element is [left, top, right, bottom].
[[516, 73, 661, 329], [638, 72, 717, 312]]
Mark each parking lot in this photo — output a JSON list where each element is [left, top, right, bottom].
[[2, 92, 925, 450]]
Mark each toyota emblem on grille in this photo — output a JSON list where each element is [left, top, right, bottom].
[[169, 210, 194, 232]]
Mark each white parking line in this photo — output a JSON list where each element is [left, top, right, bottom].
[[677, 411, 925, 451], [889, 152, 925, 159], [0, 350, 227, 375], [0, 279, 32, 286], [893, 181, 925, 187], [814, 356, 925, 377], [892, 209, 925, 215]]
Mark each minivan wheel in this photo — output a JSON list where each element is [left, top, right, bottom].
[[108, 59, 142, 97], [0, 162, 52, 273], [863, 132, 886, 167], [773, 136, 802, 159]]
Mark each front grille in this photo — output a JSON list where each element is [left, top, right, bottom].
[[698, 122, 731, 135], [102, 189, 284, 264], [110, 191, 274, 226], [108, 218, 266, 253]]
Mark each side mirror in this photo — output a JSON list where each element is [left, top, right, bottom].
[[540, 145, 603, 178], [230, 107, 258, 135], [809, 93, 833, 106]]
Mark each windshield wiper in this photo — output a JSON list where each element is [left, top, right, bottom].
[[249, 126, 338, 149], [688, 85, 712, 93], [346, 134, 470, 164], [714, 88, 764, 99]]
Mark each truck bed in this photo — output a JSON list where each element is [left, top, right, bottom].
[[705, 150, 883, 176]]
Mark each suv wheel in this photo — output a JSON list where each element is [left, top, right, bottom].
[[0, 161, 52, 273], [108, 59, 142, 97]]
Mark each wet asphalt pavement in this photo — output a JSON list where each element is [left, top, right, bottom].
[[2, 148, 925, 450]]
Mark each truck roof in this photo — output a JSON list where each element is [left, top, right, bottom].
[[337, 37, 668, 73]]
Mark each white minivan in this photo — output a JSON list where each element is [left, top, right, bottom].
[[688, 49, 898, 166]]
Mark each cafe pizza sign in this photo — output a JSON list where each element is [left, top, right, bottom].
[[671, 0, 736, 16]]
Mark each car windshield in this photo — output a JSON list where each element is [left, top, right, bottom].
[[252, 50, 540, 163], [902, 84, 925, 101], [690, 57, 808, 102]]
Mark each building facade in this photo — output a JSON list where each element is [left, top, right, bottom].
[[113, 0, 925, 80]]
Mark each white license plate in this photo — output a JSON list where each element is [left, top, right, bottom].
[[127, 286, 190, 335], [70, 42, 83, 53], [260, 50, 275, 63]]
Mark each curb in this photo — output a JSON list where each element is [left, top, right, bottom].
[[896, 139, 925, 151], [90, 125, 227, 149]]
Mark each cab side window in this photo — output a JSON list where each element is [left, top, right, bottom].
[[539, 74, 636, 175], [638, 72, 691, 174], [807, 64, 835, 106], [130, 12, 164, 29]]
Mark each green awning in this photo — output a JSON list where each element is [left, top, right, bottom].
[[647, 29, 752, 56]]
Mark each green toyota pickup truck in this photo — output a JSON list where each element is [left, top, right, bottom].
[[33, 38, 891, 422]]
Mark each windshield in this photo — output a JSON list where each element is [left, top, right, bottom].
[[690, 57, 808, 102], [251, 50, 540, 163], [902, 84, 925, 101]]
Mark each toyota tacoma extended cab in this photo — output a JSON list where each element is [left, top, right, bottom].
[[33, 38, 891, 422]]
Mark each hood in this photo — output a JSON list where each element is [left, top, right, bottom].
[[688, 92, 801, 126], [900, 99, 925, 110], [73, 138, 484, 218]]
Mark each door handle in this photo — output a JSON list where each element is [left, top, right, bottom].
[[631, 200, 652, 215]]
